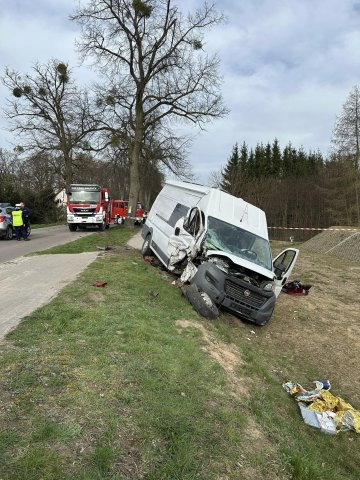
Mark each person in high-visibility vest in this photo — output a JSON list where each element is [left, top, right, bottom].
[[11, 204, 25, 240]]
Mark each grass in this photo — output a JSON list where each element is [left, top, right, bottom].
[[32, 225, 136, 254], [1, 230, 359, 479]]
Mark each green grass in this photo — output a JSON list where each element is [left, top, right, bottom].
[[32, 225, 136, 254], [1, 232, 359, 479], [0, 238, 248, 479]]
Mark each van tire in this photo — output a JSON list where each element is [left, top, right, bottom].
[[69, 224, 77, 232], [142, 234, 152, 256], [183, 283, 219, 320]]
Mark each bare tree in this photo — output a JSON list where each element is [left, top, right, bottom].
[[72, 0, 227, 216], [2, 60, 100, 188], [332, 85, 360, 169], [332, 85, 360, 223], [208, 168, 222, 188]]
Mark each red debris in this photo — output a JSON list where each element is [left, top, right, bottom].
[[93, 282, 107, 287]]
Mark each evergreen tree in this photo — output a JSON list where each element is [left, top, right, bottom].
[[264, 142, 272, 177], [220, 143, 240, 194], [239, 142, 248, 177], [271, 138, 282, 176]]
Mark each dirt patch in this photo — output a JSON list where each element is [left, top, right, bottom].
[[176, 319, 248, 398]]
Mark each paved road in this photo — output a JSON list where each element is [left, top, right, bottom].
[[0, 253, 98, 340], [0, 225, 93, 263]]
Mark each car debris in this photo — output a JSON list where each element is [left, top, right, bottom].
[[148, 291, 159, 298], [93, 282, 107, 287], [282, 280, 312, 296], [96, 245, 112, 251], [141, 181, 299, 325], [283, 380, 360, 434]]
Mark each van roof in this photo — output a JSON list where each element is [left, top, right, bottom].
[[165, 180, 268, 240], [165, 180, 211, 195], [205, 189, 269, 240]]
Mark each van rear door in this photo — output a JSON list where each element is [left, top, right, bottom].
[[273, 248, 299, 297]]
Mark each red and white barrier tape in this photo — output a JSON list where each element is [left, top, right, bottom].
[[268, 227, 360, 232]]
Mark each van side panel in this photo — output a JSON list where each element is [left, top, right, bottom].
[[143, 183, 206, 266]]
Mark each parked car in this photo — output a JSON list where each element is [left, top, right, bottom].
[[0, 205, 14, 240], [142, 181, 299, 326]]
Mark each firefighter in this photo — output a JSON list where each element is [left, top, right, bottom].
[[12, 204, 26, 240]]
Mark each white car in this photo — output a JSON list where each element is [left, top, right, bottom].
[[0, 205, 14, 240]]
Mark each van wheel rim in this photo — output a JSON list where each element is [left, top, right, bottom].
[[200, 291, 213, 308]]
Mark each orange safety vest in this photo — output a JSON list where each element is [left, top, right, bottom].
[[12, 210, 23, 227]]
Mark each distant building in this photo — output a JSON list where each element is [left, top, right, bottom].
[[55, 189, 67, 206]]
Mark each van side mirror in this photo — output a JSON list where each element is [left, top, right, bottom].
[[174, 227, 180, 236]]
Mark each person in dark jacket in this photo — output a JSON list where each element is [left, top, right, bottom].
[[20, 202, 31, 240]]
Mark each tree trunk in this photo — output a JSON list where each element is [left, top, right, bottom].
[[64, 152, 73, 189], [127, 112, 144, 225]]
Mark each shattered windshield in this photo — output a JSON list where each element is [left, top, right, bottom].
[[205, 216, 272, 270], [68, 191, 100, 205]]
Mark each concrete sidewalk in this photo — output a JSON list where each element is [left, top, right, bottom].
[[0, 252, 98, 341], [127, 231, 143, 250]]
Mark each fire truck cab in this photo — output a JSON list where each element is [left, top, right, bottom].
[[66, 184, 111, 231]]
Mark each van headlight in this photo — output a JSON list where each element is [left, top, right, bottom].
[[263, 282, 274, 292]]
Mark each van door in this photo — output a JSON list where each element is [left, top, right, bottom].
[[167, 207, 204, 269], [273, 248, 299, 297]]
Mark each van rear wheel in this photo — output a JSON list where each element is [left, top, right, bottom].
[[183, 283, 219, 320], [141, 234, 152, 256]]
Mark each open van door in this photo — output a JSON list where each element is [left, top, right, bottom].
[[273, 248, 299, 297], [168, 207, 204, 269]]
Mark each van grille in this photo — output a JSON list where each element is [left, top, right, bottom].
[[224, 280, 265, 309]]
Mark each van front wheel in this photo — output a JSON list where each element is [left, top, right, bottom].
[[183, 283, 219, 320], [142, 234, 152, 256]]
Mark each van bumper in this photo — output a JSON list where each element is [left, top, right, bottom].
[[190, 262, 276, 326]]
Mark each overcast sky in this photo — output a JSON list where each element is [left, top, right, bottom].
[[1, 0, 360, 182]]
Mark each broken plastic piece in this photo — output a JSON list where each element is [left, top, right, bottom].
[[96, 245, 112, 251], [93, 282, 107, 287]]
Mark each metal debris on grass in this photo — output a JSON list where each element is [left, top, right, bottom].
[[148, 291, 159, 298], [283, 380, 360, 434]]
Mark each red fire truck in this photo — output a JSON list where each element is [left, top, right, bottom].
[[111, 200, 146, 225], [66, 184, 111, 231]]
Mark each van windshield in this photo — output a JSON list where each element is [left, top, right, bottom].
[[205, 216, 272, 270]]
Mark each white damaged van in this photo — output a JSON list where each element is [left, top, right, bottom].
[[141, 181, 298, 325]]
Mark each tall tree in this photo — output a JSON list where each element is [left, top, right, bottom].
[[220, 143, 240, 195], [332, 85, 360, 169], [72, 0, 227, 216], [2, 61, 99, 188], [271, 138, 282, 176]]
